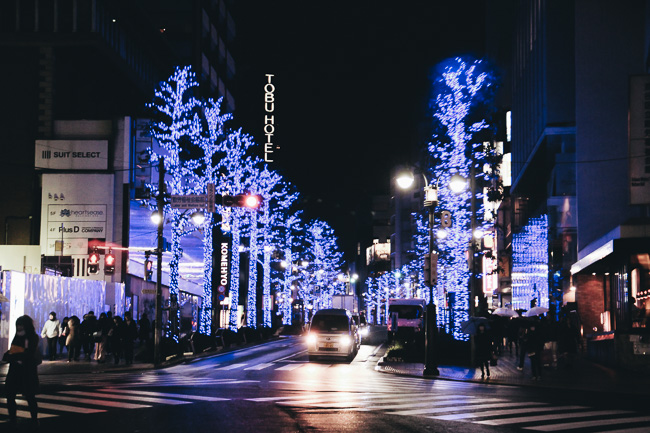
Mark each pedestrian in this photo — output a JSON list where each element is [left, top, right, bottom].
[[2, 315, 40, 425], [475, 323, 493, 379], [66, 315, 81, 362], [558, 318, 580, 370], [139, 312, 151, 348], [526, 323, 544, 380], [517, 324, 527, 371], [123, 312, 138, 365], [80, 311, 98, 361], [94, 312, 110, 363], [59, 316, 69, 356], [110, 316, 125, 364], [40, 311, 60, 361]]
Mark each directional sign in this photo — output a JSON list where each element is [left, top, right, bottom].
[[170, 194, 208, 209], [207, 183, 215, 213]]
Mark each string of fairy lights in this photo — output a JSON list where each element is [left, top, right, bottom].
[[147, 66, 344, 335]]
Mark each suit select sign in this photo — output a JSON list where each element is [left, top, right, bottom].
[[35, 140, 108, 170]]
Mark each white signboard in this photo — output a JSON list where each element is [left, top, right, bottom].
[[47, 222, 106, 239], [170, 194, 208, 209], [35, 140, 108, 170], [41, 174, 114, 256], [47, 204, 108, 222]]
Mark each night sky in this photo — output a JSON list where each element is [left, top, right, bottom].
[[232, 1, 486, 258]]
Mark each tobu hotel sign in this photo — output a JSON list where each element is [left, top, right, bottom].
[[35, 140, 108, 170]]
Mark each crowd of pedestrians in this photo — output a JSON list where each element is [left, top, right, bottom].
[[40, 310, 151, 365], [475, 311, 582, 381]]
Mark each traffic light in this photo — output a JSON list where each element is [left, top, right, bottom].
[[104, 251, 116, 274], [144, 254, 153, 281], [88, 250, 100, 274], [221, 194, 263, 209]]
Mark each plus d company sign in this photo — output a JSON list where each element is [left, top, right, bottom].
[[35, 140, 108, 170]]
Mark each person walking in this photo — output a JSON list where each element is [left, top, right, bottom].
[[3, 315, 40, 425], [66, 315, 81, 362], [123, 312, 138, 365], [526, 322, 544, 380], [80, 311, 98, 361], [58, 316, 69, 356], [94, 312, 110, 363], [475, 323, 493, 379], [110, 316, 125, 364], [138, 312, 151, 348], [40, 311, 60, 361]]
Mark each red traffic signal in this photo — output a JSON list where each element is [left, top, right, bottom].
[[88, 251, 100, 274], [105, 252, 116, 274], [221, 194, 263, 209]]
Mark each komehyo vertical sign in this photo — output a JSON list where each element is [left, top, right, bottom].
[[264, 74, 276, 162]]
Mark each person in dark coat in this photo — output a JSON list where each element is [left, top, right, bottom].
[[80, 311, 98, 361], [110, 316, 125, 364], [66, 315, 81, 362], [475, 323, 493, 379], [123, 312, 138, 365], [58, 316, 69, 355], [139, 312, 151, 347], [94, 312, 110, 363], [3, 315, 40, 424], [526, 323, 545, 380]]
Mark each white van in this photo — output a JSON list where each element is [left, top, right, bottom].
[[306, 309, 360, 361], [387, 298, 426, 342]]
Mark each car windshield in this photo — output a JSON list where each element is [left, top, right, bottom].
[[388, 305, 423, 319], [311, 315, 349, 332]]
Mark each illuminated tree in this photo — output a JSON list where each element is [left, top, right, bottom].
[[427, 57, 494, 340], [148, 66, 203, 341]]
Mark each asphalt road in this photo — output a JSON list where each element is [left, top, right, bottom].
[[3, 328, 650, 432]]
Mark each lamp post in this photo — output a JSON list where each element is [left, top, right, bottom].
[[396, 167, 440, 376]]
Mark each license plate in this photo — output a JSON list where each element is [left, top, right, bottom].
[[324, 342, 334, 348]]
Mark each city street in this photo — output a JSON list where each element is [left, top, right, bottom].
[[2, 329, 650, 432]]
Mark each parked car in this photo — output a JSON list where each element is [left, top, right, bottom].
[[306, 309, 360, 361]]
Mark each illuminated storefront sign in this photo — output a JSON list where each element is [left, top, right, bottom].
[[264, 74, 276, 163]]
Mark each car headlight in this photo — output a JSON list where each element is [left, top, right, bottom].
[[307, 333, 317, 345], [339, 336, 351, 347], [360, 327, 369, 337]]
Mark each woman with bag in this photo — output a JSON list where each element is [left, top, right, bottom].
[[3, 315, 40, 424]]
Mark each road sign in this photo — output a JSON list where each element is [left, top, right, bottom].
[[217, 285, 226, 293], [218, 294, 226, 302], [170, 194, 208, 209], [207, 183, 215, 213]]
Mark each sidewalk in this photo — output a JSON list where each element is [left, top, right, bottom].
[[376, 348, 650, 396]]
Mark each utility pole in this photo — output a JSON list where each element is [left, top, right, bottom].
[[154, 157, 165, 366]]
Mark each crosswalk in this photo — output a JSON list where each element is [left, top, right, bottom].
[[247, 392, 650, 432], [0, 389, 229, 423]]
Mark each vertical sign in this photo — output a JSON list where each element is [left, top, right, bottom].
[[264, 74, 276, 163], [207, 183, 215, 213], [629, 75, 650, 204]]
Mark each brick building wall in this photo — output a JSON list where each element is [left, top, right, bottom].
[[575, 274, 606, 336]]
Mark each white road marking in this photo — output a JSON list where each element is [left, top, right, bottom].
[[524, 415, 650, 431], [36, 394, 151, 409], [244, 363, 274, 370], [98, 389, 230, 402], [478, 410, 634, 426], [60, 391, 192, 405]]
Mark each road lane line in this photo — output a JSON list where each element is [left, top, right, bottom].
[[98, 389, 230, 402], [0, 408, 57, 419], [278, 393, 474, 407], [16, 399, 106, 414], [524, 415, 650, 431], [275, 364, 303, 371], [60, 391, 192, 405], [36, 394, 151, 409], [245, 363, 274, 370], [388, 398, 508, 415], [216, 363, 248, 370], [430, 405, 585, 421], [477, 410, 634, 426]]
